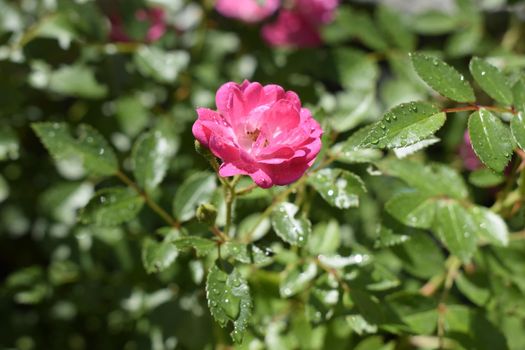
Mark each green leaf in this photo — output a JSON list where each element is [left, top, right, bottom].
[[346, 314, 378, 335], [392, 136, 440, 159], [132, 130, 176, 193], [206, 265, 252, 343], [393, 233, 445, 279], [134, 46, 189, 83], [468, 109, 513, 172], [376, 6, 415, 51], [469, 168, 505, 188], [378, 159, 469, 199], [173, 236, 216, 257], [271, 202, 311, 247], [469, 206, 509, 246], [141, 237, 178, 274], [513, 79, 525, 114], [361, 101, 446, 148], [410, 53, 475, 102], [307, 220, 341, 255], [280, 263, 318, 297], [374, 225, 410, 248], [469, 57, 513, 105], [32, 122, 118, 176], [343, 11, 389, 51], [173, 172, 216, 222], [385, 191, 436, 229], [31, 63, 107, 99], [409, 11, 461, 35], [334, 48, 379, 91], [511, 112, 525, 151], [307, 168, 366, 209], [223, 242, 273, 265], [80, 187, 144, 227], [386, 292, 438, 334], [434, 200, 478, 262], [332, 126, 383, 163], [456, 272, 491, 306], [114, 95, 150, 137], [0, 125, 19, 160]]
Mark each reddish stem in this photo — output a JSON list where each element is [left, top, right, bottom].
[[442, 104, 517, 115]]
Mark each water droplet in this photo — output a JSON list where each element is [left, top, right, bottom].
[[481, 71, 486, 76], [99, 148, 105, 155], [327, 189, 334, 196]]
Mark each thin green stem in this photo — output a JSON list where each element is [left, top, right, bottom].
[[116, 171, 180, 228], [437, 256, 461, 349]]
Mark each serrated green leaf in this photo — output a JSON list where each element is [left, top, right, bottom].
[[434, 200, 478, 262], [134, 46, 189, 83], [469, 206, 508, 246], [511, 112, 525, 150], [361, 101, 446, 148], [271, 202, 311, 247], [332, 126, 383, 163], [445, 25, 482, 58], [32, 122, 118, 176], [469, 168, 505, 188], [378, 159, 469, 199], [307, 168, 366, 209], [376, 6, 415, 51], [468, 109, 513, 172], [280, 263, 318, 297], [172, 236, 216, 257], [469, 57, 513, 105], [513, 79, 525, 114], [385, 191, 436, 229], [206, 265, 252, 343], [410, 53, 475, 102], [80, 187, 144, 227], [132, 130, 176, 193], [173, 172, 216, 222], [141, 237, 178, 274]]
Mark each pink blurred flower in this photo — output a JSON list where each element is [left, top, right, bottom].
[[262, 0, 339, 47], [109, 7, 166, 43], [215, 0, 280, 23], [193, 81, 322, 188], [262, 10, 322, 47], [459, 131, 483, 171]]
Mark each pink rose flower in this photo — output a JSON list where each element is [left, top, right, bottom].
[[215, 0, 280, 23], [109, 7, 166, 43], [262, 0, 339, 47], [193, 81, 322, 188], [459, 131, 482, 171]]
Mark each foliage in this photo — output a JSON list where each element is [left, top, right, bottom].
[[1, 0, 525, 349]]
